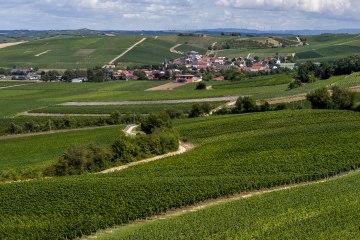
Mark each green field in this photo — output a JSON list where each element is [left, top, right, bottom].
[[0, 126, 122, 174], [218, 34, 360, 62], [0, 110, 359, 239], [1, 72, 360, 118], [93, 170, 360, 240], [116, 38, 182, 67], [0, 35, 143, 69], [29, 102, 223, 115]]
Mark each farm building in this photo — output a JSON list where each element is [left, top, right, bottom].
[[176, 74, 195, 83]]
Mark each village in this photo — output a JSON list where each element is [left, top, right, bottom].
[[2, 51, 298, 83]]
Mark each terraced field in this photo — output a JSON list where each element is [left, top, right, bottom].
[[0, 110, 359, 239]]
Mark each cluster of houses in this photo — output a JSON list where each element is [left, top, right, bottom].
[[10, 68, 42, 80], [174, 51, 297, 73], [6, 51, 298, 83]]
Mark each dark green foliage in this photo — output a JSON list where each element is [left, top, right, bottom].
[[45, 144, 112, 176], [288, 80, 302, 89], [188, 103, 212, 118], [274, 104, 287, 111], [8, 122, 22, 134], [235, 96, 258, 113], [0, 111, 359, 239], [307, 87, 355, 110], [356, 104, 360, 112], [307, 87, 332, 109], [195, 82, 207, 90], [331, 86, 355, 110], [333, 55, 360, 75], [141, 112, 172, 134], [112, 131, 179, 164]]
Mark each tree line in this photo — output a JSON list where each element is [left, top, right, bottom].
[[45, 112, 179, 176]]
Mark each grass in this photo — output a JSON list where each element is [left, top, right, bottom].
[[92, 170, 360, 240], [0, 125, 123, 173], [29, 102, 224, 115], [0, 110, 359, 239], [0, 115, 108, 135], [217, 34, 360, 61], [0, 35, 143, 69], [1, 72, 359, 118], [116, 38, 182, 67]]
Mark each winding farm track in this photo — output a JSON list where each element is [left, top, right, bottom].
[[84, 168, 360, 240], [100, 124, 193, 174], [170, 44, 184, 55], [59, 96, 242, 106], [103, 37, 147, 67], [21, 112, 110, 117]]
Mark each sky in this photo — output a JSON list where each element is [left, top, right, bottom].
[[0, 0, 360, 30]]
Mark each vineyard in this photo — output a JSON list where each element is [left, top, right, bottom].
[[0, 110, 359, 239], [93, 170, 360, 240], [28, 102, 223, 115], [0, 125, 122, 180]]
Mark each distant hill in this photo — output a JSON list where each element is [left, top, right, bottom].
[[2, 28, 360, 37]]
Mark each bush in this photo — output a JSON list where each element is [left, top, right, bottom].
[[188, 103, 213, 118], [274, 104, 287, 111], [141, 112, 172, 134], [45, 144, 112, 176], [307, 87, 355, 110], [195, 82, 207, 90], [306, 88, 332, 109], [235, 96, 258, 113], [331, 86, 355, 110]]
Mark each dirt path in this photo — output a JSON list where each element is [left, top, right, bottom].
[[170, 44, 184, 55], [0, 83, 34, 89], [100, 124, 193, 174], [21, 112, 110, 117], [0, 41, 27, 49], [145, 82, 187, 91], [83, 168, 360, 240], [103, 38, 147, 67], [60, 96, 242, 106], [35, 50, 51, 57], [0, 125, 115, 140]]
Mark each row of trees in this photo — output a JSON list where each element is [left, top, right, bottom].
[[45, 113, 178, 176], [307, 86, 358, 111], [40, 67, 108, 82], [7, 112, 143, 134], [291, 55, 360, 88]]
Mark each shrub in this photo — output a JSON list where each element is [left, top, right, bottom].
[[235, 96, 258, 113], [331, 86, 355, 110], [45, 144, 112, 176], [195, 82, 207, 90], [307, 88, 332, 109], [274, 104, 287, 111], [141, 112, 172, 134]]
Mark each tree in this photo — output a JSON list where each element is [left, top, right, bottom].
[[331, 86, 355, 110], [306, 88, 332, 109], [141, 112, 172, 134], [235, 96, 258, 113]]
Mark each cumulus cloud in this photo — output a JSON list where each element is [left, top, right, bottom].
[[217, 0, 353, 15], [0, 0, 359, 30]]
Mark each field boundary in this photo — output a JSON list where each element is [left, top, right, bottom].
[[104, 37, 147, 67], [83, 168, 360, 239], [0, 125, 116, 140], [59, 96, 242, 106]]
